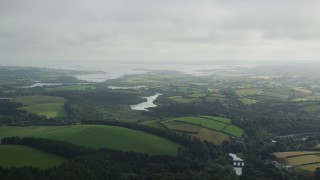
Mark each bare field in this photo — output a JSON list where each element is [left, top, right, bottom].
[[164, 121, 202, 133], [274, 151, 320, 159], [192, 128, 229, 145]]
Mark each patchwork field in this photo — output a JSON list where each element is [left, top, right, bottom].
[[0, 145, 66, 169], [164, 116, 226, 131], [274, 151, 320, 172], [162, 116, 244, 139], [11, 95, 67, 118], [0, 125, 181, 156]]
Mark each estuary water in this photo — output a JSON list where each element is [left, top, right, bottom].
[[1, 60, 255, 82], [130, 93, 162, 111]]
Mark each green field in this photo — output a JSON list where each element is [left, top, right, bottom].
[[163, 116, 244, 137], [0, 145, 66, 169], [21, 103, 67, 118], [0, 125, 181, 156], [11, 95, 67, 118], [200, 116, 231, 124], [223, 125, 245, 138]]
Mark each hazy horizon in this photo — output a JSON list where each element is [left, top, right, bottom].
[[1, 0, 320, 64]]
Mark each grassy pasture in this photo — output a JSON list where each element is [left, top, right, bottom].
[[20, 103, 67, 118], [11, 95, 67, 118], [0, 125, 181, 156], [223, 125, 245, 138], [200, 116, 231, 124], [0, 145, 66, 169]]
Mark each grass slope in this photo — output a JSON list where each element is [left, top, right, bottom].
[[20, 103, 66, 118], [11, 95, 67, 118], [0, 145, 66, 169], [0, 125, 181, 156], [223, 125, 245, 138]]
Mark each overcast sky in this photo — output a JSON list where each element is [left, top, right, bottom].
[[0, 0, 320, 64]]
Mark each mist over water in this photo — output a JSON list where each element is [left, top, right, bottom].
[[1, 60, 256, 82]]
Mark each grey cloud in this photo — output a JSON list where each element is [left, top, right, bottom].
[[0, 0, 319, 63]]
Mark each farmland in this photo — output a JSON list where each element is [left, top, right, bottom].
[[163, 116, 227, 131], [11, 95, 67, 118], [192, 128, 229, 144], [139, 120, 168, 131], [274, 151, 320, 172], [162, 116, 244, 140], [0, 125, 181, 156], [0, 145, 66, 169], [164, 121, 202, 133]]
